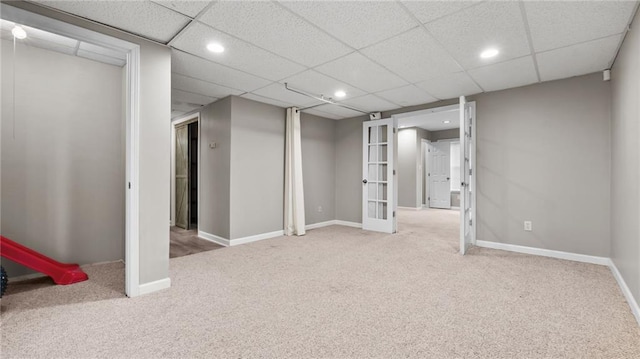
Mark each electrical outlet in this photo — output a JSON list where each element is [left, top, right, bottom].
[[524, 221, 533, 231], [317, 206, 323, 213]]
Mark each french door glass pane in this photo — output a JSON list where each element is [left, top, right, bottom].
[[368, 127, 378, 144], [380, 125, 388, 142], [378, 145, 388, 162], [368, 164, 377, 181], [368, 201, 377, 218], [377, 202, 387, 219], [378, 164, 387, 181], [378, 183, 387, 200], [368, 183, 377, 200]]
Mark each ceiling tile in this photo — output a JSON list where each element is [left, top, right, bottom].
[[314, 52, 408, 93], [468, 57, 538, 92], [199, 1, 351, 67], [151, 1, 210, 18], [280, 1, 418, 49], [172, 22, 305, 81], [537, 35, 622, 82], [426, 1, 530, 69], [172, 89, 217, 106], [376, 85, 438, 107], [401, 1, 479, 24], [415, 72, 482, 100], [301, 108, 342, 120], [282, 70, 366, 100], [172, 73, 243, 98], [312, 104, 364, 119], [172, 101, 203, 112], [360, 28, 462, 83], [34, 1, 190, 43], [251, 83, 318, 108], [241, 93, 296, 109], [172, 50, 270, 92], [340, 94, 399, 112], [525, 1, 636, 52]]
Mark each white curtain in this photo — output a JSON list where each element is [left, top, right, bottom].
[[284, 107, 306, 236]]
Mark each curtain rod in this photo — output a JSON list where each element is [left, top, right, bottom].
[[283, 83, 370, 115]]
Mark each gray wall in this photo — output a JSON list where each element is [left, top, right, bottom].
[[11, 2, 172, 286], [1, 40, 124, 278], [475, 73, 611, 257], [431, 129, 459, 141], [398, 128, 418, 207], [335, 117, 363, 223], [335, 74, 612, 258], [200, 97, 232, 239], [301, 113, 336, 225], [610, 13, 640, 305], [229, 96, 285, 239]]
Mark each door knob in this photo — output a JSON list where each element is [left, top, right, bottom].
[[447, 177, 450, 180], [362, 179, 368, 184]]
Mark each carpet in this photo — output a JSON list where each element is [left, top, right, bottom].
[[1, 209, 639, 358]]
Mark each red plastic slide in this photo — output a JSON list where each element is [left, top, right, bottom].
[[0, 236, 88, 285]]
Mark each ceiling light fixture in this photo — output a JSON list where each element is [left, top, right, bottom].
[[443, 120, 451, 124], [206, 43, 224, 53], [480, 48, 499, 59], [334, 90, 346, 98], [11, 26, 27, 40]]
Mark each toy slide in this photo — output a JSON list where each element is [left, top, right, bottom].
[[0, 236, 88, 285]]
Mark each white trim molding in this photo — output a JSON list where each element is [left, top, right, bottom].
[[397, 206, 422, 211], [138, 277, 171, 296], [475, 240, 610, 266], [608, 260, 640, 326], [199, 231, 230, 247], [231, 230, 284, 246], [334, 220, 362, 229], [305, 221, 337, 230]]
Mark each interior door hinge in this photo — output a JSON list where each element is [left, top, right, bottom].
[[128, 182, 131, 189], [469, 219, 473, 226], [393, 169, 396, 175], [393, 128, 396, 134], [428, 173, 430, 176], [393, 211, 396, 217], [469, 169, 472, 176]]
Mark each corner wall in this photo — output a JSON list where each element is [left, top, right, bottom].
[[610, 12, 640, 308]]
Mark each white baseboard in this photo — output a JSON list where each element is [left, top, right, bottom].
[[198, 231, 230, 247], [334, 220, 362, 229], [475, 240, 610, 266], [608, 260, 640, 326], [230, 230, 284, 246], [397, 206, 421, 211], [305, 221, 336, 230], [138, 277, 171, 296]]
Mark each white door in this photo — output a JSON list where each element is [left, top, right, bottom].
[[362, 118, 396, 233], [429, 141, 451, 209], [459, 97, 476, 254]]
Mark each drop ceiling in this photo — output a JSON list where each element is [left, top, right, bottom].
[[30, 0, 639, 120]]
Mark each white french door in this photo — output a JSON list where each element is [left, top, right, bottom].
[[429, 141, 451, 209], [459, 97, 476, 254], [362, 118, 396, 233]]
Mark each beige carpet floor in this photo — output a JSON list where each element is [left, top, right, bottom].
[[1, 209, 639, 358]]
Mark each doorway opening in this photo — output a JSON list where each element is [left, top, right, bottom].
[[170, 114, 221, 258], [395, 105, 461, 241], [1, 3, 142, 296]]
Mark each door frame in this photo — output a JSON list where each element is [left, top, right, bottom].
[[391, 102, 476, 254], [421, 139, 430, 207], [170, 113, 200, 229], [1, 4, 143, 296]]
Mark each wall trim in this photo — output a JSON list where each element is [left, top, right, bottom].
[[138, 277, 171, 296], [397, 206, 422, 211], [198, 231, 230, 247], [334, 220, 362, 229], [305, 221, 337, 230], [608, 260, 640, 326], [230, 230, 284, 246], [475, 240, 610, 266]]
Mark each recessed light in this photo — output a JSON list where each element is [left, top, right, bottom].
[[334, 90, 346, 98], [443, 120, 451, 124], [12, 26, 27, 40], [480, 48, 499, 59], [206, 43, 224, 53]]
